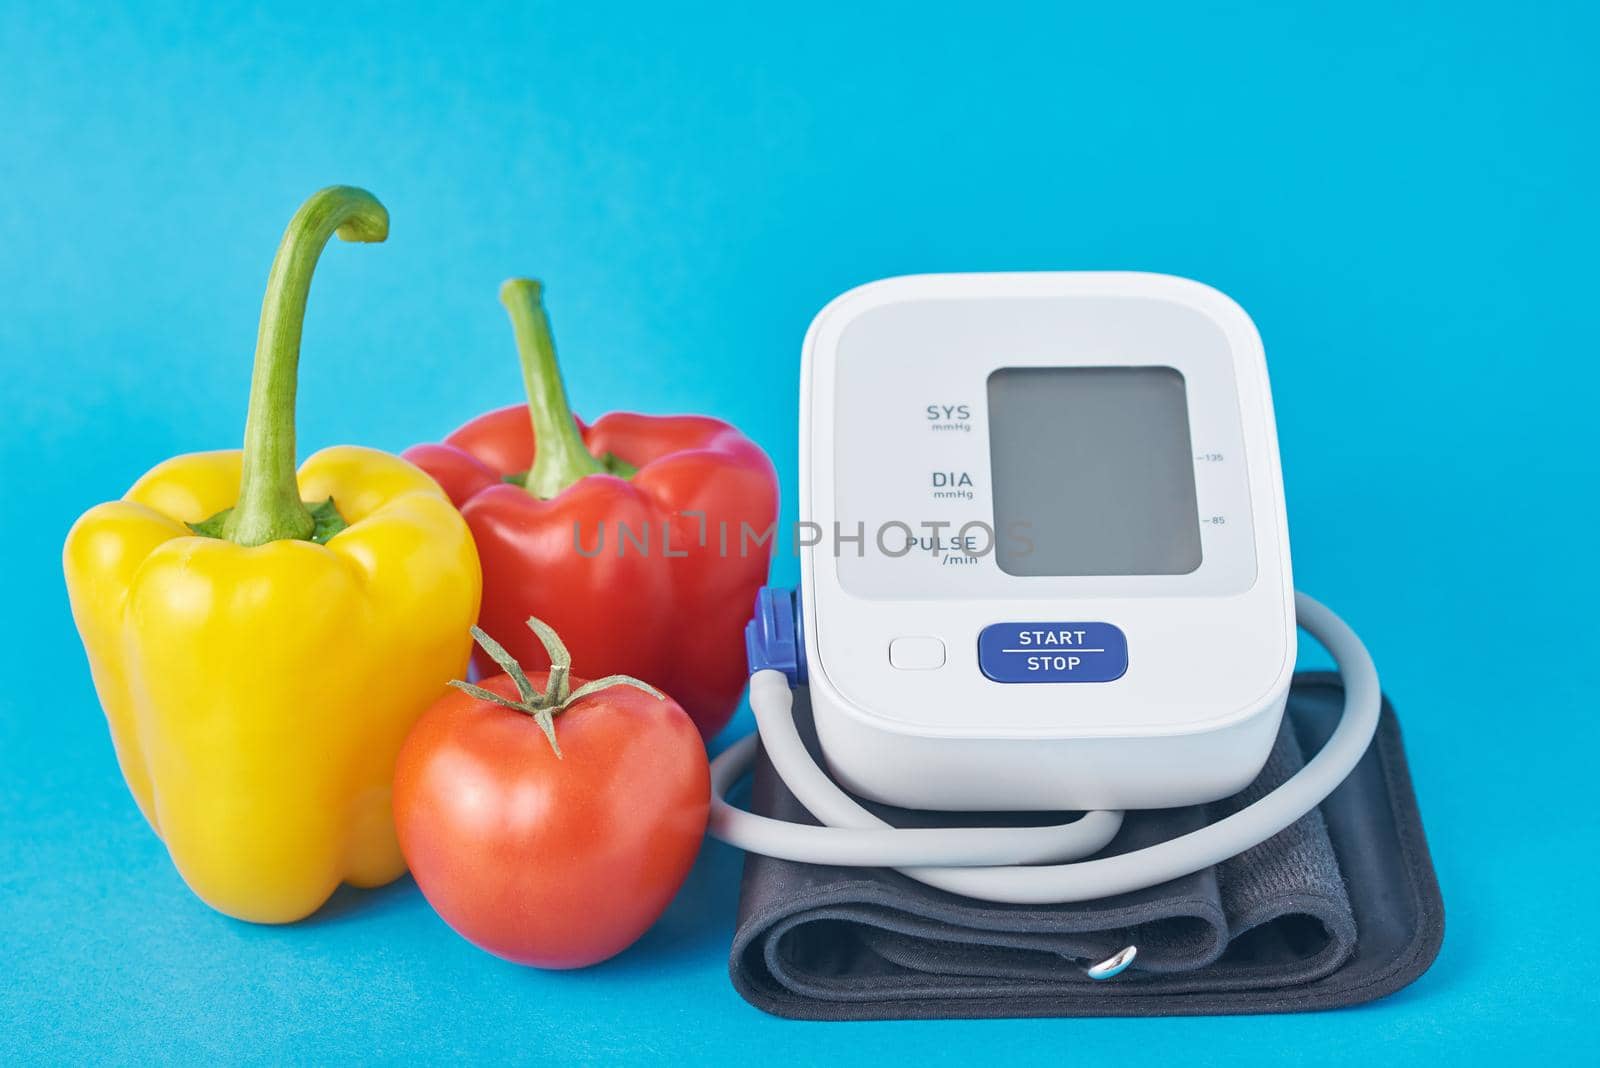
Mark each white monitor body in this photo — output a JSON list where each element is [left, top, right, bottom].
[[799, 272, 1296, 811]]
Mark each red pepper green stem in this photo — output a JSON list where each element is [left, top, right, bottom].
[[224, 187, 389, 546], [499, 279, 610, 499]]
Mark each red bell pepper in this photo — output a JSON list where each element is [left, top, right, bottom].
[[404, 280, 778, 739]]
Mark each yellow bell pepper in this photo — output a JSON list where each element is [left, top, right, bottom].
[[63, 187, 482, 924]]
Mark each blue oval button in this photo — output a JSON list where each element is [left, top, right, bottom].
[[978, 622, 1129, 683]]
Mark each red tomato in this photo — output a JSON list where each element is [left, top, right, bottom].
[[393, 669, 710, 968]]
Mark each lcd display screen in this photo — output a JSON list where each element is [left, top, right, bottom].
[[987, 366, 1202, 576]]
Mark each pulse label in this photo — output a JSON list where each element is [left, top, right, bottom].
[[977, 622, 1129, 683]]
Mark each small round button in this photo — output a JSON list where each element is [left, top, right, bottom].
[[889, 636, 946, 670]]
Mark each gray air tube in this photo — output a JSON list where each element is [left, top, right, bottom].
[[707, 592, 1380, 905]]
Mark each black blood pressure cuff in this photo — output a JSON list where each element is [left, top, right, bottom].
[[727, 673, 1443, 1020]]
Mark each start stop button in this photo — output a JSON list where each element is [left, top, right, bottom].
[[977, 622, 1128, 683]]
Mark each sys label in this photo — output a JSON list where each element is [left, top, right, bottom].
[[977, 622, 1128, 683]]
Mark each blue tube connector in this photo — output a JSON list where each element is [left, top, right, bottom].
[[744, 585, 807, 686]]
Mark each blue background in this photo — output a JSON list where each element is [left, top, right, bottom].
[[3, 1, 1595, 1062]]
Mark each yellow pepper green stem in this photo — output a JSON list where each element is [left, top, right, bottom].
[[499, 279, 611, 499], [225, 187, 389, 546]]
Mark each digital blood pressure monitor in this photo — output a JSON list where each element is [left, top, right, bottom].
[[711, 271, 1378, 914], [800, 272, 1296, 810]]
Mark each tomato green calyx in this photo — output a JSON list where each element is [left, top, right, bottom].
[[225, 186, 389, 547], [499, 278, 635, 499], [450, 616, 666, 758]]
